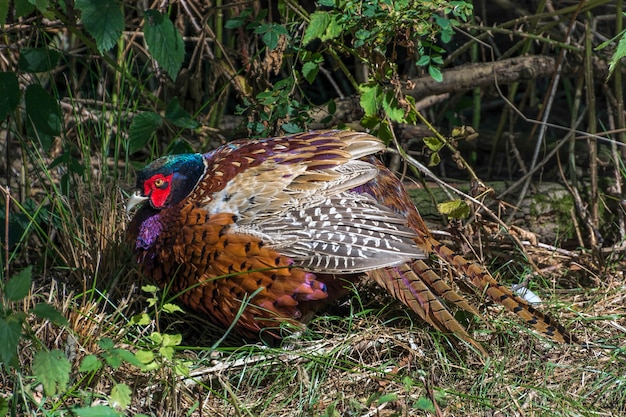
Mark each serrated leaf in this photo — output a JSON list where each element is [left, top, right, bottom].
[[128, 112, 162, 153], [135, 350, 155, 364], [25, 84, 62, 151], [109, 383, 132, 410], [161, 333, 182, 347], [97, 337, 115, 350], [358, 84, 382, 117], [76, 0, 124, 53], [382, 91, 405, 122], [437, 199, 471, 219], [132, 313, 151, 325], [360, 114, 381, 129], [608, 31, 626, 78], [0, 314, 23, 365], [73, 405, 123, 417], [164, 98, 200, 129], [18, 47, 60, 72], [79, 354, 102, 372], [0, 72, 19, 119], [102, 351, 122, 369], [161, 303, 184, 314], [423, 136, 443, 151], [302, 11, 330, 45], [31, 303, 69, 327], [5, 266, 32, 301], [254, 23, 288, 50], [144, 9, 185, 80], [32, 349, 71, 396], [302, 61, 319, 84]]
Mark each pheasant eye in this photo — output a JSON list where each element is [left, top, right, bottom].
[[154, 178, 167, 188]]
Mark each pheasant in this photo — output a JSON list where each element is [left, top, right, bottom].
[[126, 129, 577, 351]]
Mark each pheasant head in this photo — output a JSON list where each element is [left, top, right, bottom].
[[126, 153, 206, 212]]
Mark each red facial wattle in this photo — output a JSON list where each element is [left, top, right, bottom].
[[144, 173, 173, 208]]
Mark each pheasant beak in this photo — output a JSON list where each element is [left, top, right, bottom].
[[126, 191, 149, 214]]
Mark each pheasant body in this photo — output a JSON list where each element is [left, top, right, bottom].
[[127, 130, 576, 348]]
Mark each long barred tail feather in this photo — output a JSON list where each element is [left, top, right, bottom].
[[368, 264, 488, 355], [420, 235, 579, 344]]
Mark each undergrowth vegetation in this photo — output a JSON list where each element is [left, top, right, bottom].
[[1, 0, 625, 415]]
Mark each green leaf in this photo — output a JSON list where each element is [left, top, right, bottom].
[[161, 303, 184, 314], [149, 332, 163, 345], [109, 383, 132, 410], [135, 350, 155, 364], [358, 84, 382, 117], [161, 333, 182, 347], [164, 98, 200, 129], [5, 266, 32, 301], [128, 112, 162, 153], [15, 0, 35, 17], [428, 65, 443, 82], [98, 337, 115, 350], [79, 354, 102, 372], [144, 9, 185, 80], [416, 55, 430, 66], [382, 91, 405, 122], [377, 393, 398, 404], [31, 303, 69, 327], [76, 0, 124, 53], [281, 122, 301, 134], [0, 396, 8, 416], [608, 30, 626, 78], [25, 84, 62, 151], [116, 348, 144, 367], [302, 61, 319, 84], [102, 351, 122, 369], [437, 199, 471, 219], [423, 136, 443, 152], [254, 23, 288, 50], [72, 405, 123, 417], [224, 17, 244, 29], [0, 314, 23, 365], [18, 47, 60, 72], [132, 313, 151, 325], [159, 345, 175, 360], [303, 11, 330, 45], [429, 152, 441, 166], [0, 0, 9, 25], [32, 349, 71, 396], [0, 72, 19, 119], [141, 284, 159, 294], [413, 396, 436, 411]]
